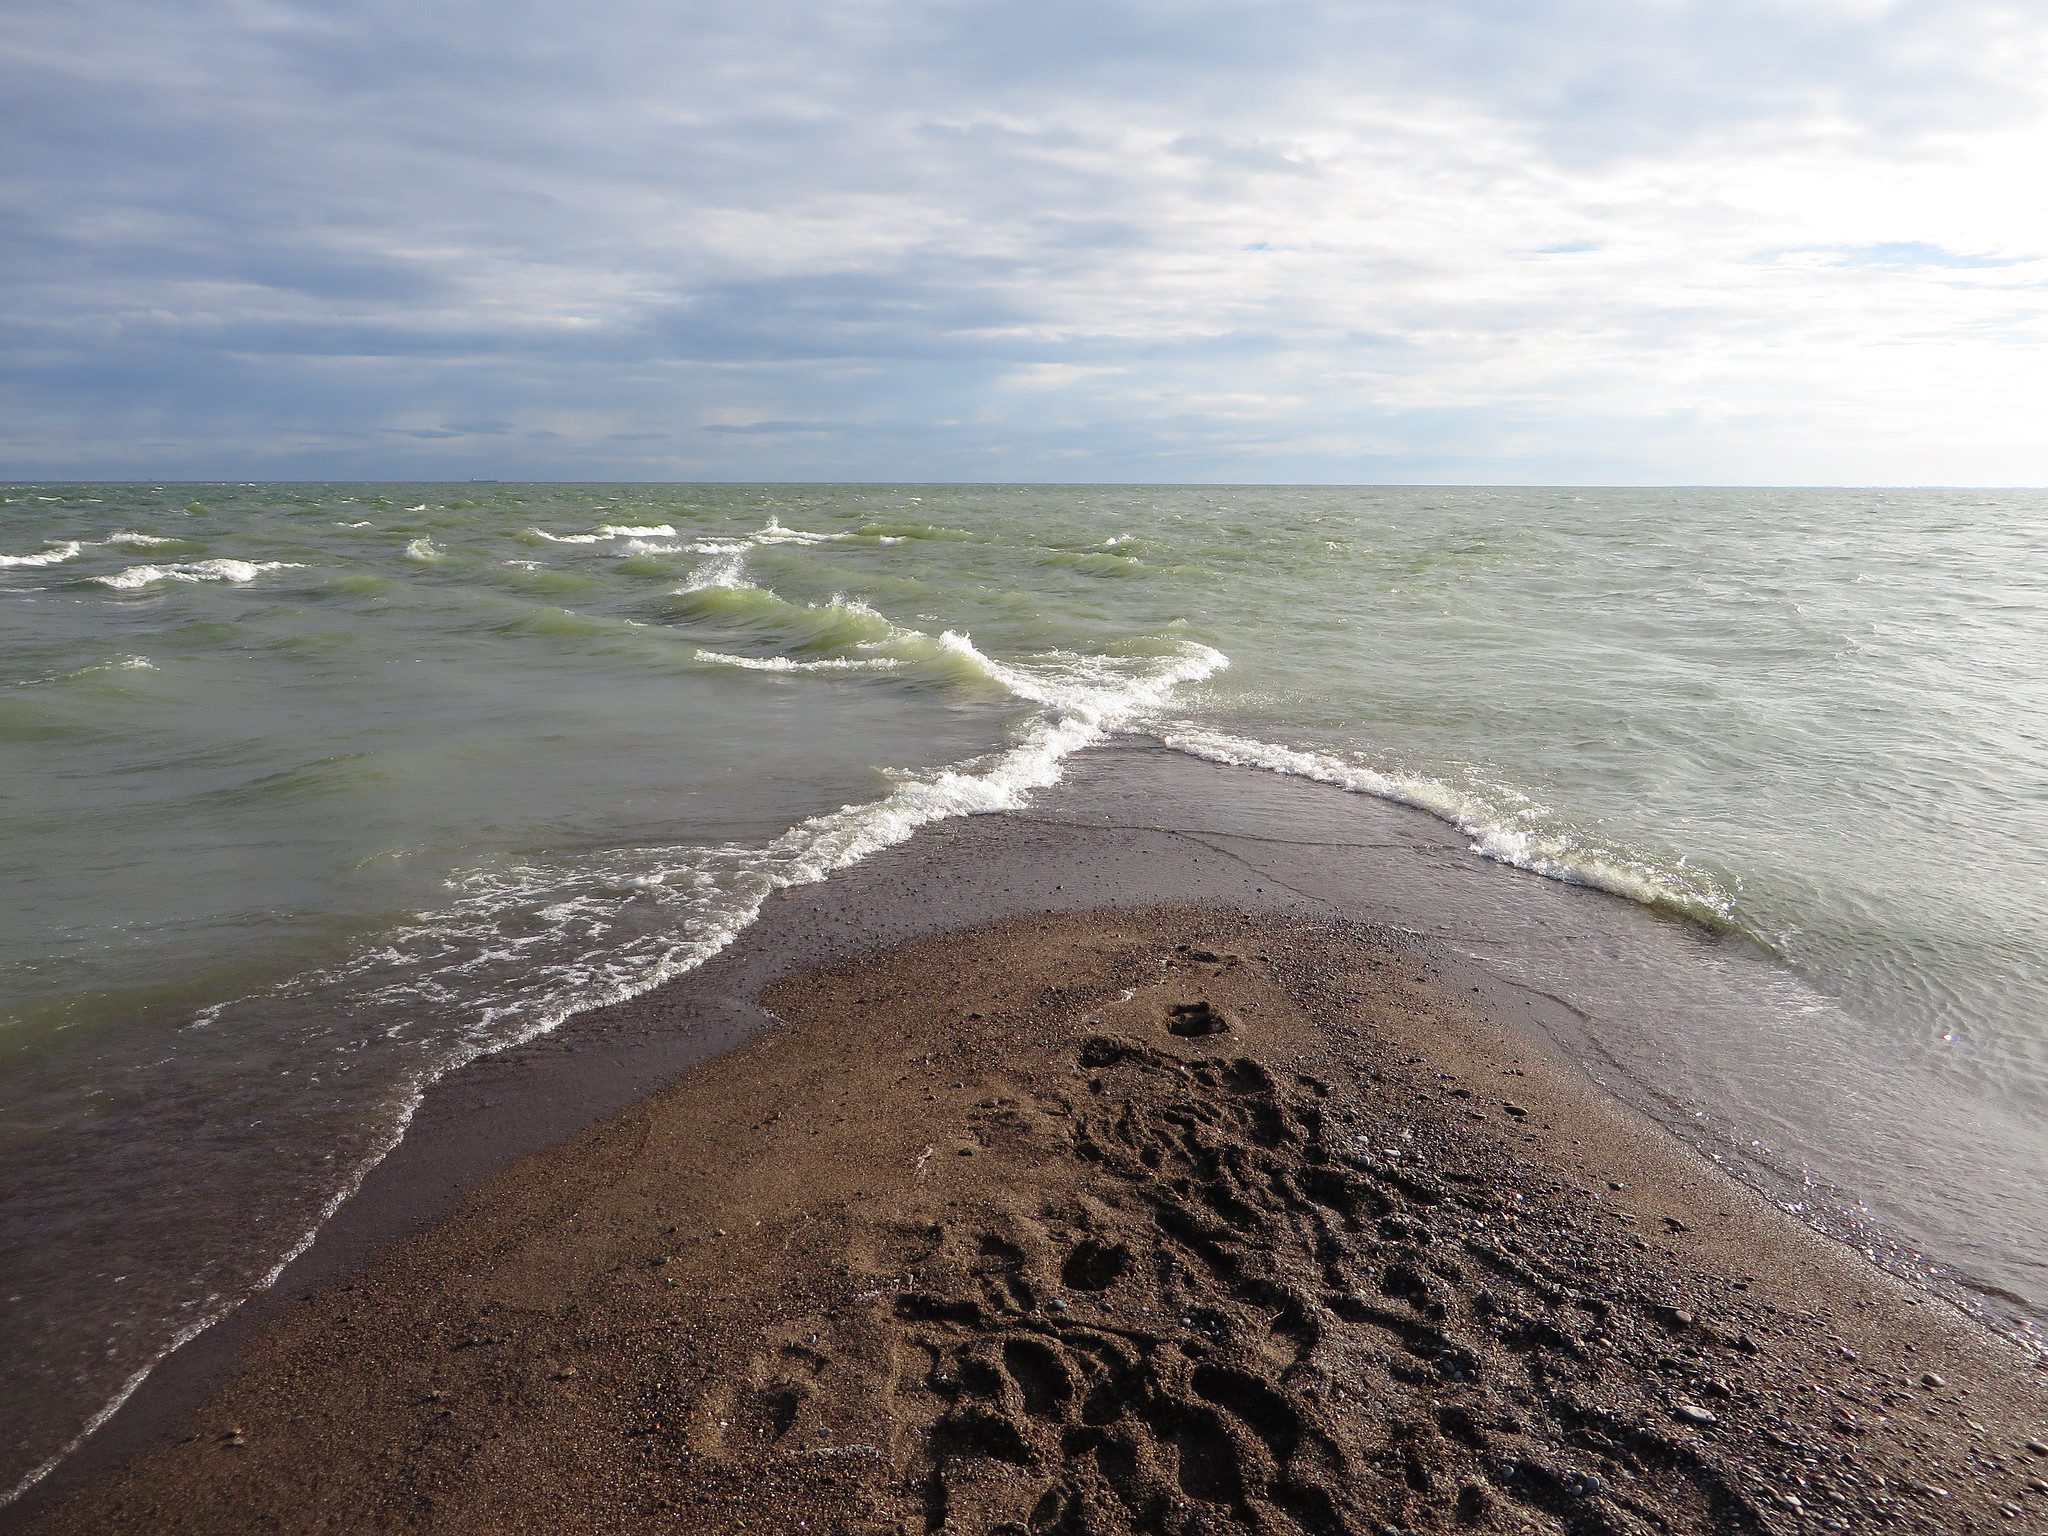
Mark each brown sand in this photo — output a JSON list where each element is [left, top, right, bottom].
[[19, 908, 2048, 1534]]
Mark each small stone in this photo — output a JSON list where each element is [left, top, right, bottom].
[[956, 1146, 975, 1157], [1921, 1372, 1946, 1389], [1673, 1401, 1718, 1426], [1501, 1102, 1527, 1118], [2025, 1439, 2048, 1457]]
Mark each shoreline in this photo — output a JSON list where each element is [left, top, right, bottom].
[[17, 903, 2048, 1532], [10, 743, 2047, 1527]]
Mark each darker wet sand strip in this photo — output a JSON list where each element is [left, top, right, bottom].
[[19, 907, 2047, 1535]]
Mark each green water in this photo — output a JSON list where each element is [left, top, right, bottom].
[[3, 482, 2045, 1495]]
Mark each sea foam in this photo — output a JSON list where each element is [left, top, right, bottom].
[[0, 541, 83, 568], [94, 559, 303, 590], [1150, 725, 1739, 932]]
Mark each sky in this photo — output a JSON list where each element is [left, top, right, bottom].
[[3, 0, 2046, 484]]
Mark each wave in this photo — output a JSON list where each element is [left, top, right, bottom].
[[671, 581, 900, 653], [1148, 725, 1742, 933], [524, 523, 679, 544], [672, 519, 865, 556], [669, 552, 987, 683], [0, 541, 83, 568], [677, 549, 753, 594], [8, 655, 158, 690], [695, 649, 906, 674], [749, 516, 848, 546], [403, 538, 445, 564], [82, 655, 158, 677], [847, 520, 975, 543], [1043, 549, 1144, 577], [4, 533, 182, 570], [94, 559, 303, 590]]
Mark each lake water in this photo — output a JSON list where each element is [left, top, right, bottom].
[[3, 482, 2043, 1497]]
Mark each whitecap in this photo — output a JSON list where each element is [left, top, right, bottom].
[[694, 649, 906, 674], [95, 559, 303, 590], [527, 523, 678, 544], [0, 541, 83, 568], [749, 517, 847, 546], [679, 551, 751, 592], [403, 538, 444, 564]]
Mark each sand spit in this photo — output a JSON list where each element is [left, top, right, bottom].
[[18, 909, 2047, 1534]]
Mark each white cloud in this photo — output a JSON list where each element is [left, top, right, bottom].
[[2, 0, 2045, 480]]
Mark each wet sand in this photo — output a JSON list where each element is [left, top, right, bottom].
[[17, 906, 2048, 1534]]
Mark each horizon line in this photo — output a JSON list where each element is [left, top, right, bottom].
[[6, 478, 2047, 492]]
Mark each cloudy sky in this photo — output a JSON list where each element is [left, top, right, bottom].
[[4, 0, 2045, 483]]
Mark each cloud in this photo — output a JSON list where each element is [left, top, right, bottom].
[[1824, 242, 2031, 271], [1, 0, 2046, 481]]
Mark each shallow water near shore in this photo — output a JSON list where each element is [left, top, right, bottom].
[[2, 482, 2044, 1498]]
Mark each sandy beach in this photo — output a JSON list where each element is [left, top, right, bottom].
[[15, 896, 2046, 1534]]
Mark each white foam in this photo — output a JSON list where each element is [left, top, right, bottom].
[[59, 656, 159, 681], [403, 537, 444, 564], [528, 523, 678, 543], [750, 517, 847, 546], [104, 531, 178, 547], [694, 648, 906, 674], [0, 541, 82, 568], [680, 551, 751, 591], [336, 520, 373, 528], [1150, 725, 1737, 926], [95, 559, 303, 590]]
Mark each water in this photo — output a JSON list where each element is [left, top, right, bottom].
[[2, 482, 2044, 1496]]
